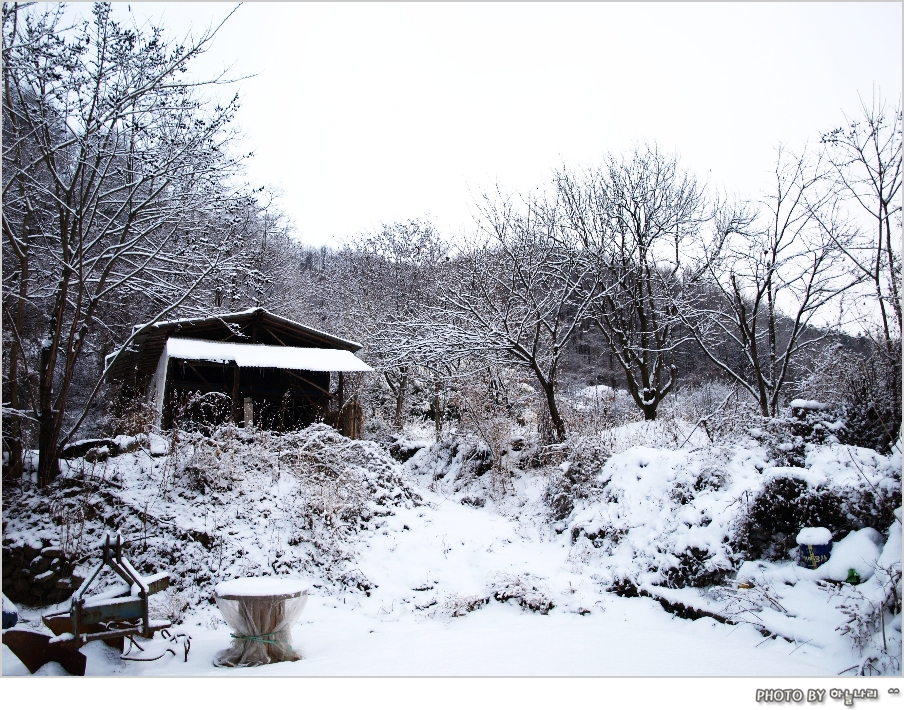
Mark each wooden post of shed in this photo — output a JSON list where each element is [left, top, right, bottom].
[[231, 362, 241, 425], [336, 371, 346, 436]]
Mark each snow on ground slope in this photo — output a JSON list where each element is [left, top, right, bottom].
[[2, 481, 841, 676], [2, 425, 900, 676]]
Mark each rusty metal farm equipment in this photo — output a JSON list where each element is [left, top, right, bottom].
[[2, 534, 182, 675]]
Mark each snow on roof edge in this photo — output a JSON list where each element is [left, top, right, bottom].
[[165, 338, 373, 372]]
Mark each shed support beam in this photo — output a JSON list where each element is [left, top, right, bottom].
[[231, 361, 241, 425]]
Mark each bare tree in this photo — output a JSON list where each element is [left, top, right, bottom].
[[556, 145, 707, 420], [821, 91, 902, 349], [341, 220, 450, 431], [679, 147, 854, 417], [2, 3, 247, 486], [205, 198, 302, 314], [418, 190, 597, 442]]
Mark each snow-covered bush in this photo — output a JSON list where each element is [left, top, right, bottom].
[[567, 446, 749, 590], [438, 593, 489, 617], [488, 572, 554, 614], [279, 424, 422, 529], [407, 436, 493, 494], [840, 519, 902, 676], [794, 342, 901, 454], [170, 391, 234, 435], [743, 445, 902, 561], [149, 588, 191, 625], [543, 436, 612, 521], [661, 384, 763, 447], [752, 402, 848, 468], [562, 385, 641, 438], [744, 477, 846, 561], [3, 424, 424, 610], [103, 388, 158, 439]]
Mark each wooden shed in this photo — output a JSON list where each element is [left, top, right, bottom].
[[105, 308, 371, 435]]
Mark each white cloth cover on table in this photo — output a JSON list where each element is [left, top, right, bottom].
[[213, 578, 308, 667]]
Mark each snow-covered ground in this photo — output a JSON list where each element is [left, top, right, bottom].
[[2, 484, 841, 676], [2, 422, 901, 678]]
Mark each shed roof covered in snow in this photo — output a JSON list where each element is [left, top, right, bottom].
[[105, 308, 364, 380], [165, 338, 373, 372]]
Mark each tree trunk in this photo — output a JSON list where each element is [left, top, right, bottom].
[[432, 379, 443, 440], [392, 369, 408, 431], [539, 379, 566, 442], [37, 337, 59, 487], [340, 398, 363, 439]]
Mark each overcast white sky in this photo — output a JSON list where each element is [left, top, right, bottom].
[[114, 2, 901, 247]]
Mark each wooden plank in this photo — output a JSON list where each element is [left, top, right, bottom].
[[281, 369, 334, 398], [185, 361, 212, 387], [132, 572, 169, 597], [261, 325, 287, 346]]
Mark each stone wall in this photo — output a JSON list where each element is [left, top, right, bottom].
[[2, 537, 84, 606]]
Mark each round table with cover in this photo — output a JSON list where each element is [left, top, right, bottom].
[[213, 578, 309, 667]]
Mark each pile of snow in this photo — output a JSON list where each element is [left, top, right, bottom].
[[820, 528, 883, 583], [488, 572, 555, 614], [562, 434, 898, 593], [789, 399, 830, 411], [406, 436, 494, 497], [796, 527, 833, 545], [566, 445, 762, 589], [724, 513, 902, 675]]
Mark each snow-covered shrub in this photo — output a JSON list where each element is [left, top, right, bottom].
[[743, 445, 902, 561], [562, 385, 640, 438], [103, 389, 157, 439], [834, 518, 902, 676], [48, 485, 91, 567], [407, 436, 493, 493], [545, 462, 594, 521], [149, 588, 191, 625], [488, 572, 554, 614], [452, 367, 537, 473], [439, 593, 489, 617], [3, 424, 424, 609], [386, 435, 428, 463], [794, 342, 901, 454], [362, 414, 393, 441], [689, 389, 762, 447], [543, 436, 611, 521], [278, 423, 423, 529], [178, 427, 243, 493], [754, 402, 848, 468], [744, 477, 846, 561], [840, 351, 902, 454], [567, 446, 748, 590], [170, 391, 234, 435]]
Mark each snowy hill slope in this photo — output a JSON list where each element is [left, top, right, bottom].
[[2, 423, 901, 676]]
